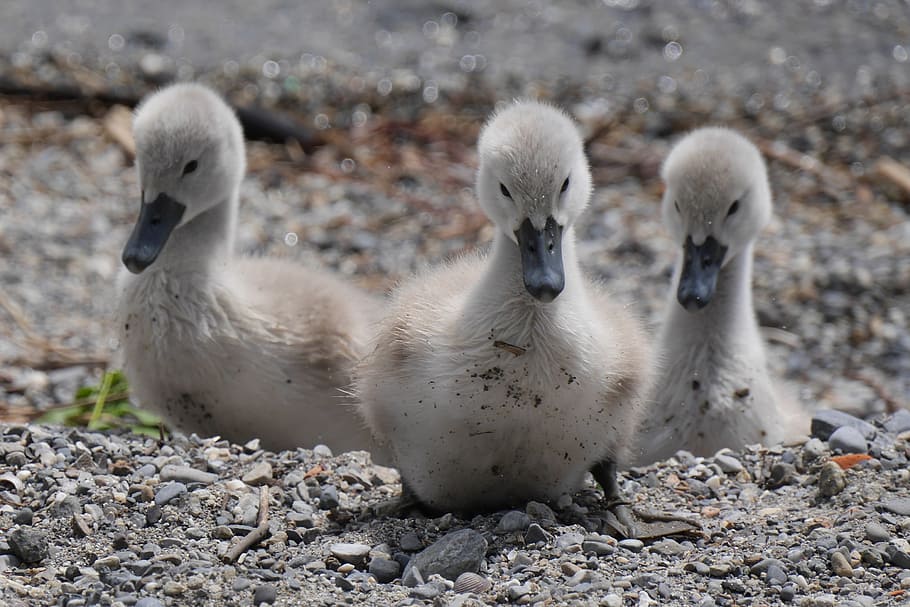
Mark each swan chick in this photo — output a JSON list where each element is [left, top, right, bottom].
[[117, 83, 378, 455], [634, 127, 806, 464], [357, 100, 652, 513]]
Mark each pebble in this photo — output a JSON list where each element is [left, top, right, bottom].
[[886, 545, 910, 569], [768, 462, 798, 487], [766, 564, 788, 586], [802, 438, 827, 461], [8, 526, 49, 563], [71, 513, 92, 537], [495, 510, 531, 533], [714, 452, 744, 473], [582, 540, 616, 556], [159, 464, 218, 485], [369, 557, 401, 583], [13, 507, 34, 525], [318, 485, 339, 509], [524, 523, 551, 545], [602, 594, 623, 607], [242, 462, 273, 486], [811, 410, 877, 441], [402, 529, 487, 582], [134, 599, 165, 607], [556, 532, 585, 552], [828, 426, 867, 454], [399, 532, 423, 552], [817, 462, 846, 497], [154, 482, 187, 506], [830, 551, 853, 577], [883, 409, 910, 434], [525, 501, 557, 524], [864, 522, 891, 542], [330, 542, 371, 565], [253, 584, 277, 605], [619, 539, 644, 553], [145, 505, 162, 526], [881, 498, 910, 516]]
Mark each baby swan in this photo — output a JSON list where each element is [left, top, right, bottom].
[[357, 100, 652, 513], [117, 83, 377, 454], [633, 127, 805, 465]]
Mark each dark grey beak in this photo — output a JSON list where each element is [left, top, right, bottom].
[[515, 216, 564, 302], [121, 192, 186, 274], [677, 235, 727, 310]]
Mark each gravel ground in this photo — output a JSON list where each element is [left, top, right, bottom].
[[1, 2, 909, 606]]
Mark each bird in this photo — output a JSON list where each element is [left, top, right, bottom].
[[633, 127, 807, 465], [356, 100, 653, 514], [115, 82, 379, 455]]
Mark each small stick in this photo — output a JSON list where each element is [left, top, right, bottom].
[[223, 486, 271, 563], [632, 507, 701, 526], [874, 157, 910, 197], [493, 340, 526, 357]]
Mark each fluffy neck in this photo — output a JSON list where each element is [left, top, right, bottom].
[[147, 193, 238, 280], [662, 244, 758, 342]]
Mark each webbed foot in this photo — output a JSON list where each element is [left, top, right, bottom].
[[591, 460, 638, 539]]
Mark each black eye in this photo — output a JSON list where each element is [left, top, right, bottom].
[[727, 200, 740, 217], [674, 201, 680, 213], [182, 160, 198, 175], [500, 183, 512, 199], [560, 177, 570, 193]]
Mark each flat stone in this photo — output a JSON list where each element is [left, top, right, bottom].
[[72, 513, 92, 538], [146, 505, 162, 526], [714, 453, 743, 474], [399, 532, 422, 552], [811, 409, 876, 441], [411, 582, 444, 600], [766, 564, 788, 586], [134, 599, 165, 607], [830, 551, 853, 577], [51, 495, 81, 518], [160, 464, 218, 485], [582, 540, 616, 556], [242, 462, 273, 486], [865, 523, 891, 542], [817, 462, 846, 497], [828, 426, 867, 454], [253, 583, 277, 605], [883, 409, 910, 434], [802, 438, 827, 461], [330, 543, 371, 565], [369, 557, 400, 583], [154, 482, 187, 506], [495, 510, 531, 533], [8, 526, 49, 563], [650, 538, 687, 556], [556, 532, 585, 552], [402, 529, 487, 582], [524, 523, 552, 545], [881, 498, 910, 516], [618, 539, 644, 553]]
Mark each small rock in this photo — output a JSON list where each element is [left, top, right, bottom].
[[865, 522, 891, 542], [828, 426, 867, 454], [714, 453, 743, 473], [92, 555, 121, 570], [331, 543, 371, 566], [253, 583, 277, 605], [766, 564, 788, 586], [402, 529, 488, 582], [154, 482, 187, 506], [780, 584, 796, 601], [496, 510, 531, 533], [242, 462, 273, 486], [162, 581, 185, 596], [886, 545, 910, 569], [650, 538, 686, 556], [817, 461, 846, 497], [71, 513, 92, 538], [582, 540, 616, 556], [399, 532, 422, 552], [768, 462, 798, 488], [525, 501, 557, 524], [507, 583, 533, 601], [146, 505, 162, 526], [401, 565, 424, 588], [160, 464, 218, 485], [830, 551, 853, 577], [619, 539, 644, 553], [313, 444, 333, 457], [883, 409, 910, 434], [51, 495, 81, 518], [8, 526, 49, 563], [334, 575, 355, 591], [369, 557, 401, 583], [135, 599, 165, 607], [602, 594, 623, 607], [318, 485, 339, 509], [802, 438, 827, 461], [556, 532, 585, 552], [861, 548, 885, 568], [811, 409, 877, 441], [13, 508, 33, 525], [524, 523, 551, 545], [881, 498, 910, 516]]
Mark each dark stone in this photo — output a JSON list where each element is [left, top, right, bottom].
[[13, 508, 33, 525], [398, 532, 422, 552], [318, 485, 339, 510], [811, 409, 877, 441], [883, 409, 910, 434], [828, 426, 867, 454], [9, 526, 49, 563], [886, 545, 910, 569], [368, 557, 401, 583], [402, 529, 488, 582], [154, 482, 187, 506], [253, 583, 277, 604], [524, 523, 552, 545], [145, 506, 162, 526]]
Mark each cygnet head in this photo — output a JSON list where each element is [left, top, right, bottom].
[[661, 127, 771, 310], [122, 83, 246, 274], [476, 100, 592, 302]]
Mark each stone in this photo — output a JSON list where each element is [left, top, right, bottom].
[[802, 438, 827, 461], [13, 508, 33, 525], [369, 557, 400, 583], [146, 505, 162, 526], [618, 539, 644, 553], [242, 462, 273, 486], [402, 529, 487, 582], [883, 409, 910, 434], [817, 462, 846, 497], [714, 453, 743, 474], [768, 462, 798, 488], [525, 501, 557, 524], [766, 564, 788, 586], [330, 543, 371, 566], [154, 482, 187, 506], [253, 583, 277, 605], [8, 526, 49, 563], [524, 523, 551, 545], [830, 551, 853, 577], [401, 565, 424, 588], [650, 538, 686, 556], [827, 426, 867, 454], [811, 409, 876, 441], [886, 545, 910, 569], [71, 513, 92, 538], [135, 599, 165, 607], [602, 594, 623, 607], [318, 485, 339, 509], [51, 495, 81, 518], [495, 510, 531, 533], [399, 532, 422, 552], [582, 540, 616, 556], [160, 464, 218, 485], [881, 498, 910, 516], [865, 522, 891, 542], [556, 532, 585, 552]]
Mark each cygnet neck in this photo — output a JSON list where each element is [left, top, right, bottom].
[[150, 193, 238, 279]]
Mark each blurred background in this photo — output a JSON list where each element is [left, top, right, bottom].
[[0, 0, 908, 431]]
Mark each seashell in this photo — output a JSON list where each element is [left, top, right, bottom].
[[453, 572, 491, 593]]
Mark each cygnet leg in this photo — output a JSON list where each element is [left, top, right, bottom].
[[591, 460, 637, 538]]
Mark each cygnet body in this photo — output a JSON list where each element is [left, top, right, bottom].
[[634, 127, 806, 464], [357, 100, 652, 513], [116, 83, 377, 454]]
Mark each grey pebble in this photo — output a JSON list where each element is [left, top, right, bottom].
[[817, 462, 846, 497], [768, 462, 798, 488], [401, 564, 424, 588], [886, 545, 910, 569], [313, 444, 333, 458], [318, 485, 339, 509], [411, 582, 444, 600], [766, 564, 788, 586], [556, 532, 585, 552], [830, 551, 853, 577], [524, 523, 551, 545], [525, 501, 557, 524], [802, 438, 827, 461], [582, 540, 616, 556], [865, 522, 891, 542], [13, 507, 33, 525], [71, 513, 92, 538], [330, 542, 371, 565], [780, 584, 796, 601], [881, 497, 910, 516], [811, 409, 877, 441], [399, 531, 422, 552], [495, 510, 531, 533], [618, 538, 644, 553], [883, 409, 910, 434], [134, 599, 165, 607], [828, 426, 867, 454], [402, 528, 487, 582], [51, 495, 81, 518], [154, 482, 187, 506], [145, 505, 162, 526], [369, 557, 400, 583], [714, 453, 743, 473], [242, 462, 273, 486], [253, 583, 277, 605], [8, 526, 49, 563], [507, 583, 533, 601], [601, 594, 623, 607], [160, 464, 218, 485]]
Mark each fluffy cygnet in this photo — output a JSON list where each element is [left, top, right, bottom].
[[356, 100, 653, 513], [633, 127, 807, 465], [116, 83, 378, 454]]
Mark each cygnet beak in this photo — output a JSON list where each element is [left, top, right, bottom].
[[515, 216, 565, 302], [121, 192, 186, 274], [677, 235, 727, 310]]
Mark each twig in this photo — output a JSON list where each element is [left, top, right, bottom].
[[223, 486, 271, 563], [632, 507, 701, 526], [873, 157, 910, 198], [88, 370, 114, 429], [493, 341, 526, 357]]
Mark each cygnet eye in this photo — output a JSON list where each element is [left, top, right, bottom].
[[182, 160, 199, 176], [726, 200, 740, 217], [500, 183, 512, 199], [560, 176, 570, 193]]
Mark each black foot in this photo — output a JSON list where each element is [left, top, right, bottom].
[[372, 480, 433, 518], [591, 460, 637, 539]]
